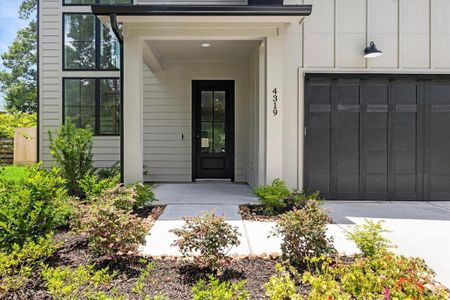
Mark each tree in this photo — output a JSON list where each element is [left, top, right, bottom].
[[0, 0, 37, 113]]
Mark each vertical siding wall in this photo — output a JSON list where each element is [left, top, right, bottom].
[[39, 0, 120, 169], [301, 0, 450, 70], [142, 62, 249, 182]]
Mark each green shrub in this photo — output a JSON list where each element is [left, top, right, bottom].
[[192, 275, 249, 300], [78, 171, 120, 200], [302, 254, 449, 300], [71, 185, 149, 255], [264, 264, 302, 300], [272, 201, 335, 267], [0, 166, 71, 250], [41, 264, 117, 300], [0, 112, 36, 139], [0, 235, 57, 295], [130, 183, 156, 210], [171, 211, 240, 272], [49, 121, 94, 197], [0, 166, 29, 182], [253, 179, 291, 214], [96, 161, 120, 180], [345, 219, 393, 257], [290, 190, 321, 208]]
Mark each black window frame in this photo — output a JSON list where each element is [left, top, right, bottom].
[[62, 13, 121, 71], [62, 77, 121, 136], [63, 0, 133, 6]]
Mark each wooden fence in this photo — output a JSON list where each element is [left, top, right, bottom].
[[0, 127, 37, 166], [0, 138, 14, 165], [14, 128, 37, 165]]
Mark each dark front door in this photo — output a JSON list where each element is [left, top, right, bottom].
[[304, 74, 450, 200], [192, 80, 235, 181]]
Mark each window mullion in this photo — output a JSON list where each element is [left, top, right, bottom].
[[95, 79, 101, 135], [95, 19, 101, 70]]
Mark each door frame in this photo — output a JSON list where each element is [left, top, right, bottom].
[[191, 80, 235, 182]]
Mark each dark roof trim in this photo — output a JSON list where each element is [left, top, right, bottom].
[[110, 14, 123, 44], [91, 4, 312, 17]]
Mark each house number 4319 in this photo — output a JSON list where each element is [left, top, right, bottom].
[[272, 88, 278, 116]]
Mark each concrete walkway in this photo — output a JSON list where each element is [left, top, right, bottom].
[[140, 183, 450, 287]]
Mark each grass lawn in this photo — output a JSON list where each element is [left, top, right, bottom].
[[0, 165, 30, 182]]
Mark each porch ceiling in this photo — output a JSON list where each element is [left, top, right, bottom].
[[151, 40, 259, 61]]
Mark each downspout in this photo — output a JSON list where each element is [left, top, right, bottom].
[[109, 13, 125, 183]]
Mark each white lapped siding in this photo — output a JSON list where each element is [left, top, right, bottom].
[[142, 62, 249, 182], [39, 0, 120, 169]]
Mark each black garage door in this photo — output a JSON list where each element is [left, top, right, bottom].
[[304, 74, 450, 200]]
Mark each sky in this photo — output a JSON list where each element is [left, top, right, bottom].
[[0, 0, 27, 109]]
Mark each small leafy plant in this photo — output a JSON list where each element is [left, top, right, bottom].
[[272, 200, 335, 267], [41, 264, 118, 300], [264, 264, 302, 300], [345, 219, 393, 257], [132, 260, 155, 297], [49, 120, 94, 197], [71, 185, 149, 255], [192, 275, 249, 300], [0, 235, 57, 295], [253, 179, 291, 214], [171, 211, 240, 272]]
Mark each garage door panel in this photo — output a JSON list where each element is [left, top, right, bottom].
[[337, 174, 359, 192], [308, 173, 330, 193], [336, 130, 359, 150], [395, 82, 418, 104], [392, 130, 416, 150], [393, 175, 417, 192], [393, 151, 416, 173], [305, 75, 450, 200], [366, 174, 388, 194]]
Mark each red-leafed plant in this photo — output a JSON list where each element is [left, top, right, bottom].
[[171, 211, 240, 272]]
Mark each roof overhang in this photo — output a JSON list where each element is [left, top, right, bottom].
[[92, 4, 311, 43], [91, 4, 312, 18]]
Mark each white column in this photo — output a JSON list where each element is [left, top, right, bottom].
[[265, 35, 284, 184], [123, 36, 144, 183]]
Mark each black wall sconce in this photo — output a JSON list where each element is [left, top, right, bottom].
[[364, 41, 383, 58]]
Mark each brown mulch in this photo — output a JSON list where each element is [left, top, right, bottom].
[[239, 204, 284, 221], [2, 204, 286, 299], [5, 227, 284, 299]]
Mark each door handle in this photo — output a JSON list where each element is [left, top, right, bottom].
[[196, 134, 200, 138]]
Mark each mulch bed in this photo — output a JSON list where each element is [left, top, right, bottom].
[[5, 228, 287, 299], [3, 204, 290, 299], [239, 204, 286, 222]]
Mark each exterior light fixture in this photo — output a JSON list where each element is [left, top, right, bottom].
[[364, 41, 383, 58], [201, 43, 211, 48]]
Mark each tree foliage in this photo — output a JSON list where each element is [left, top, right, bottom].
[[0, 0, 37, 113]]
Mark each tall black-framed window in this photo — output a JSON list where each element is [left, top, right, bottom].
[[63, 78, 120, 136], [63, 13, 120, 70], [63, 0, 133, 6]]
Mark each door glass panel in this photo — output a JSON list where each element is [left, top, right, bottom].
[[201, 91, 213, 121], [214, 91, 225, 121], [213, 123, 226, 153], [200, 89, 227, 154], [201, 122, 213, 153]]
